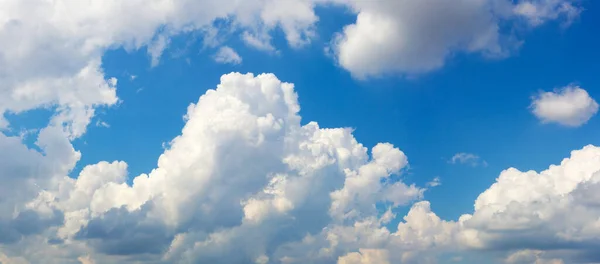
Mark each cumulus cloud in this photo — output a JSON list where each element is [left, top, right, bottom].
[[3, 72, 600, 263], [213, 46, 243, 65], [0, 0, 320, 134], [530, 85, 598, 127], [328, 0, 581, 78], [0, 0, 593, 262], [0, 73, 428, 263], [449, 153, 487, 167]]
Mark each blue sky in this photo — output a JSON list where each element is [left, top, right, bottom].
[[2, 1, 600, 263]]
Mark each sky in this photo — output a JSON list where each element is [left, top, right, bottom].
[[1, 0, 600, 264]]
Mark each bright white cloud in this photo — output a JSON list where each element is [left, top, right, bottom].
[[0, 73, 427, 263], [530, 85, 598, 127], [214, 46, 243, 65]]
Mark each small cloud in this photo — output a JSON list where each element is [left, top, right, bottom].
[[449, 153, 487, 167], [213, 46, 242, 65], [95, 120, 110, 128], [530, 85, 598, 127], [426, 177, 441, 187]]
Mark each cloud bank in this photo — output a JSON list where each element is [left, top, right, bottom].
[[1, 73, 600, 264]]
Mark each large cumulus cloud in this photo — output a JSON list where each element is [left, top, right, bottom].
[[0, 73, 427, 263], [2, 72, 600, 263]]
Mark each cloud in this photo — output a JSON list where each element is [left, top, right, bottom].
[[0, 0, 592, 262], [213, 46, 243, 65], [0, 0, 582, 137], [453, 145, 600, 262], [0, 0, 321, 136], [449, 153, 487, 167], [2, 73, 600, 263], [530, 85, 598, 127], [426, 177, 442, 187], [328, 0, 581, 78], [505, 250, 564, 264], [337, 249, 390, 264], [0, 73, 427, 263]]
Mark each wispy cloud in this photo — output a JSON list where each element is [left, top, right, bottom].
[[449, 153, 487, 167], [426, 177, 441, 187]]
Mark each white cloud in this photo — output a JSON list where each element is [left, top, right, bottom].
[[449, 153, 487, 167], [328, 0, 581, 78], [426, 177, 442, 187], [530, 85, 598, 127], [214, 46, 243, 65], [2, 72, 600, 263], [514, 0, 582, 27], [0, 73, 427, 263], [0, 0, 582, 136], [0, 0, 320, 136], [95, 121, 110, 128]]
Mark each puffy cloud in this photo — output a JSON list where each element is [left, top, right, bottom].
[[213, 46, 243, 65], [3, 73, 600, 263], [530, 85, 598, 127], [328, 0, 581, 78], [0, 0, 320, 134], [454, 144, 600, 262], [0, 73, 428, 263], [0, 0, 583, 135]]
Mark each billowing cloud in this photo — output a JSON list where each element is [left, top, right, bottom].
[[0, 0, 594, 263], [0, 73, 427, 263], [2, 73, 600, 263], [213, 46, 243, 65], [530, 85, 598, 127]]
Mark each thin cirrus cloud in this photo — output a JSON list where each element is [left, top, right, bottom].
[[530, 85, 599, 127]]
